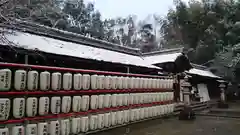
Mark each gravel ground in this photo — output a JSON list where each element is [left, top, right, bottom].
[[90, 116, 240, 135]]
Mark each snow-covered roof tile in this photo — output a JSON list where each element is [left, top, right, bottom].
[[1, 31, 160, 69], [186, 68, 221, 79], [143, 52, 182, 65]]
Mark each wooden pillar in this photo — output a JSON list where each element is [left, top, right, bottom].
[[173, 74, 180, 102], [126, 66, 130, 74], [25, 54, 28, 64]]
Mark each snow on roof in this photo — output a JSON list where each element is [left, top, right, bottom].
[[186, 68, 221, 79], [143, 52, 182, 65], [1, 30, 160, 69]]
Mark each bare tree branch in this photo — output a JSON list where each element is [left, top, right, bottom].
[[0, 0, 9, 7], [0, 0, 18, 46]]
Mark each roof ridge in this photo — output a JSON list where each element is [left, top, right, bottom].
[[142, 47, 184, 56], [2, 19, 141, 56]]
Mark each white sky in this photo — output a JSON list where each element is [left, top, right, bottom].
[[86, 0, 190, 19]]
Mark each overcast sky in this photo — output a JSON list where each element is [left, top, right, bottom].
[[86, 0, 190, 19]]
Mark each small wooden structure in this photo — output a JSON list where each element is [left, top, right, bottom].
[[143, 48, 192, 102], [186, 64, 223, 102], [143, 50, 224, 103]]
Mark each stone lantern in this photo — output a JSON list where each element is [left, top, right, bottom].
[[219, 83, 226, 102], [181, 75, 192, 105], [218, 80, 229, 108], [178, 75, 196, 120]]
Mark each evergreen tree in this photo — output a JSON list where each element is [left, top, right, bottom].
[[160, 0, 240, 82]]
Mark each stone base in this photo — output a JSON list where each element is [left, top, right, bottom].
[[178, 106, 196, 120], [217, 102, 229, 108]]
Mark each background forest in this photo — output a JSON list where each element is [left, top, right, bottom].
[[1, 0, 240, 82]]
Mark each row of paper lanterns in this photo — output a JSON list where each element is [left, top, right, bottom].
[[0, 69, 173, 91], [0, 104, 175, 135], [0, 92, 174, 120]]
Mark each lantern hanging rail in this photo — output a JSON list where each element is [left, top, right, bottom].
[[0, 62, 170, 78], [0, 100, 173, 124], [0, 89, 174, 96]]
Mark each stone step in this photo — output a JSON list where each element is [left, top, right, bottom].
[[196, 113, 240, 118], [209, 109, 240, 116], [174, 101, 213, 113]]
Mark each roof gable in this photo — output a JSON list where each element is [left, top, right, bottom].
[[187, 63, 221, 79], [0, 29, 159, 69]]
